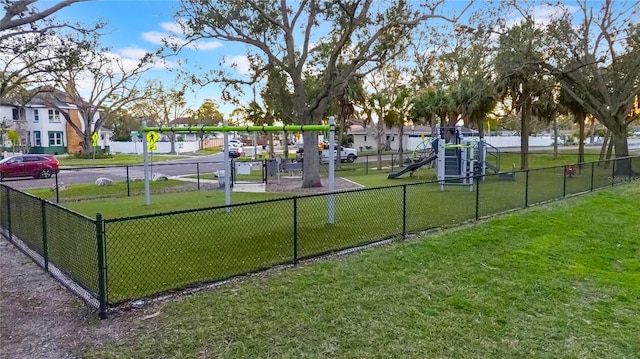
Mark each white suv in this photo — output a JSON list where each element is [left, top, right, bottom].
[[321, 146, 358, 163]]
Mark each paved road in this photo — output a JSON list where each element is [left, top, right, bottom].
[[2, 153, 227, 190], [4, 143, 638, 191]]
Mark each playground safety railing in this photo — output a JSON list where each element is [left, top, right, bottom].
[[1, 155, 639, 319]]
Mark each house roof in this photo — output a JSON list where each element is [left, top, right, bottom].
[[169, 117, 193, 125], [0, 87, 79, 110]]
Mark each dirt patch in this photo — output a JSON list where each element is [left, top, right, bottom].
[[266, 176, 364, 193], [0, 237, 144, 359]]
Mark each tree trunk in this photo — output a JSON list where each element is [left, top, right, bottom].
[[376, 121, 384, 170], [589, 118, 596, 143], [599, 130, 610, 161], [578, 114, 585, 166], [268, 133, 274, 156], [553, 115, 558, 160], [336, 121, 343, 170], [301, 131, 322, 187], [606, 135, 614, 160], [397, 124, 405, 168], [283, 132, 289, 161], [520, 84, 531, 170], [611, 131, 634, 176], [477, 118, 485, 138], [169, 133, 176, 155], [81, 132, 93, 155]]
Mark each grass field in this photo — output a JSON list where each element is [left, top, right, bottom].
[[86, 160, 623, 304], [56, 154, 188, 167], [85, 183, 640, 358], [18, 155, 638, 304]]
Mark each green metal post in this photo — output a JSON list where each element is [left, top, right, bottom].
[[41, 200, 48, 272], [95, 213, 107, 319]]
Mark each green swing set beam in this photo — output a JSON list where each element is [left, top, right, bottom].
[[140, 125, 330, 133]]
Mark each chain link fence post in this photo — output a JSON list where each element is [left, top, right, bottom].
[[525, 170, 530, 207], [475, 175, 480, 221], [366, 155, 369, 175], [95, 213, 107, 319], [590, 161, 595, 191], [563, 166, 567, 198], [402, 185, 407, 239], [611, 157, 616, 186], [55, 171, 59, 203], [293, 197, 298, 265], [196, 163, 200, 190], [126, 166, 130, 197], [6, 187, 12, 240], [41, 200, 49, 272]]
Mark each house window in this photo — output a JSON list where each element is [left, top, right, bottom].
[[364, 135, 367, 142], [48, 109, 60, 122], [34, 109, 39, 122], [48, 131, 63, 146], [12, 108, 25, 121], [34, 131, 41, 146]]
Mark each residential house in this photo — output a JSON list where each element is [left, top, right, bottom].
[[0, 89, 104, 155]]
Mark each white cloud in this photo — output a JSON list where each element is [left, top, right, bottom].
[[160, 22, 183, 34], [224, 55, 251, 75], [118, 47, 149, 60], [142, 30, 222, 50], [142, 31, 168, 45]]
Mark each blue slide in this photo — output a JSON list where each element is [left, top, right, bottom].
[[387, 154, 437, 179]]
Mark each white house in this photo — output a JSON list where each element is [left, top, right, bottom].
[[0, 89, 105, 155]]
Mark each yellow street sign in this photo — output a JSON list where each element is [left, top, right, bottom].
[[91, 132, 99, 146], [147, 144, 157, 151], [146, 131, 159, 145]]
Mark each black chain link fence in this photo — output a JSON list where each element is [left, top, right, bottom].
[[1, 155, 639, 318], [0, 186, 102, 312]]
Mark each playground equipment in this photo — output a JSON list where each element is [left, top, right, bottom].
[[388, 125, 502, 191], [139, 118, 337, 223]]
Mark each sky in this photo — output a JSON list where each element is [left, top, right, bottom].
[[51, 0, 252, 117], [47, 0, 487, 118], [41, 0, 623, 120]]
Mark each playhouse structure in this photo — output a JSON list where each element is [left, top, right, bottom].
[[388, 125, 501, 191]]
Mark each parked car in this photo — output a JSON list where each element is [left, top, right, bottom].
[[0, 154, 60, 180], [229, 146, 243, 158], [321, 146, 358, 163], [229, 139, 243, 147]]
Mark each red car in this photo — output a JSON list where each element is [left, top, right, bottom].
[[0, 154, 60, 180]]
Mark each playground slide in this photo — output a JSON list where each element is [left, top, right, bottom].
[[387, 154, 437, 179]]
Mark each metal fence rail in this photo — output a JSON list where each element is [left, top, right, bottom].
[[1, 155, 638, 318]]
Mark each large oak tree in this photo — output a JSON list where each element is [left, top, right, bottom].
[[173, 0, 471, 187]]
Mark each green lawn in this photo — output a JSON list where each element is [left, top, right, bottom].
[[57, 154, 189, 167], [28, 180, 195, 203], [85, 183, 640, 358], [195, 146, 222, 155], [72, 160, 626, 304], [19, 155, 638, 304]]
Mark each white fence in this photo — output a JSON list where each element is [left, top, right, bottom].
[[406, 135, 558, 152], [109, 141, 201, 154]]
